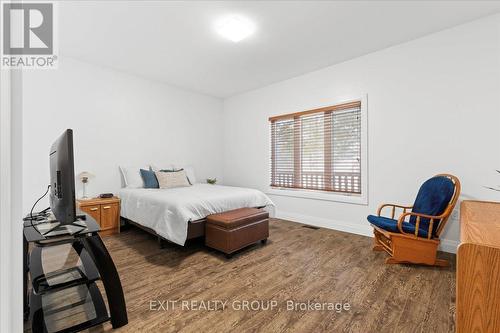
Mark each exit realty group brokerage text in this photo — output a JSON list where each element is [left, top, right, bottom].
[[149, 299, 351, 313]]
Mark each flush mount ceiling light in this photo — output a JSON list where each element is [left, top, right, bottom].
[[215, 15, 255, 42]]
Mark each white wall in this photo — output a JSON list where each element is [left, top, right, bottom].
[[1, 69, 24, 333], [223, 14, 500, 252], [22, 57, 224, 211]]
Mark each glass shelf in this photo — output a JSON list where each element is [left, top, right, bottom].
[[30, 244, 100, 295], [30, 283, 109, 333]]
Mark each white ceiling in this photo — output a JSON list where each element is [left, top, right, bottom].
[[60, 1, 500, 98]]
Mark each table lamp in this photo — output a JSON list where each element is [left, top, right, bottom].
[[78, 171, 95, 199]]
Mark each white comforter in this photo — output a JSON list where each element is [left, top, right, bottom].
[[118, 184, 275, 245]]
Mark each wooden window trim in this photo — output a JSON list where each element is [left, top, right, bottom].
[[268, 101, 361, 122]]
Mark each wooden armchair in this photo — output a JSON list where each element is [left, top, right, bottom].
[[367, 174, 461, 266]]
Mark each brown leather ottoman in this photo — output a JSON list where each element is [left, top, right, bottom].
[[205, 208, 269, 256]]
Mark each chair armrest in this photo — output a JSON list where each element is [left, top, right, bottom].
[[377, 203, 413, 219], [396, 211, 444, 239]]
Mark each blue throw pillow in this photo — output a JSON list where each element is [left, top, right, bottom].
[[140, 169, 159, 188]]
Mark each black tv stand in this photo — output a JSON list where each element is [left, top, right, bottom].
[[24, 212, 128, 332], [38, 219, 87, 237]]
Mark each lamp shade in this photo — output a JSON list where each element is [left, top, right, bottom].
[[78, 171, 95, 181]]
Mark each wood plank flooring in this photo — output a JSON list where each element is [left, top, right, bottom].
[[26, 218, 456, 333]]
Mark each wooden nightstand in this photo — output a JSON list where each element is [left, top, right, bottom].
[[77, 197, 121, 236]]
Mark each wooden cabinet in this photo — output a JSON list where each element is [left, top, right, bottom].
[[84, 204, 101, 222], [78, 197, 120, 236], [457, 201, 500, 333]]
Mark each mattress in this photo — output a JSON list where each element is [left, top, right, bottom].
[[118, 184, 275, 245]]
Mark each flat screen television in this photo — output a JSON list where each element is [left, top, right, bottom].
[[49, 129, 76, 224]]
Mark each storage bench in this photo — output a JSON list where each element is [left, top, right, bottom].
[[205, 208, 269, 256]]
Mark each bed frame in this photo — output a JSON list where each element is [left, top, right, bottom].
[[122, 217, 206, 247], [121, 205, 266, 248]]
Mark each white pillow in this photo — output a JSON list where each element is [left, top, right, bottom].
[[150, 164, 174, 172], [155, 170, 190, 189], [175, 165, 196, 184], [119, 166, 148, 188]]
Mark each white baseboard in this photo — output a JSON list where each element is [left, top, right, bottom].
[[276, 211, 373, 237], [275, 210, 458, 254], [439, 239, 459, 254]]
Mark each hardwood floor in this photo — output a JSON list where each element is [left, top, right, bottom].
[[27, 219, 456, 333]]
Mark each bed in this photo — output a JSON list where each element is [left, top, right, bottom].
[[118, 184, 275, 246]]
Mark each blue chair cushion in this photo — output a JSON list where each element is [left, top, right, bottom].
[[410, 176, 455, 236], [140, 169, 159, 188], [367, 215, 430, 238]]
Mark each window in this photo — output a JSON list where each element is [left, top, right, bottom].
[[270, 101, 362, 195]]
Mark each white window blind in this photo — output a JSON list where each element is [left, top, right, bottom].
[[270, 101, 362, 194]]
